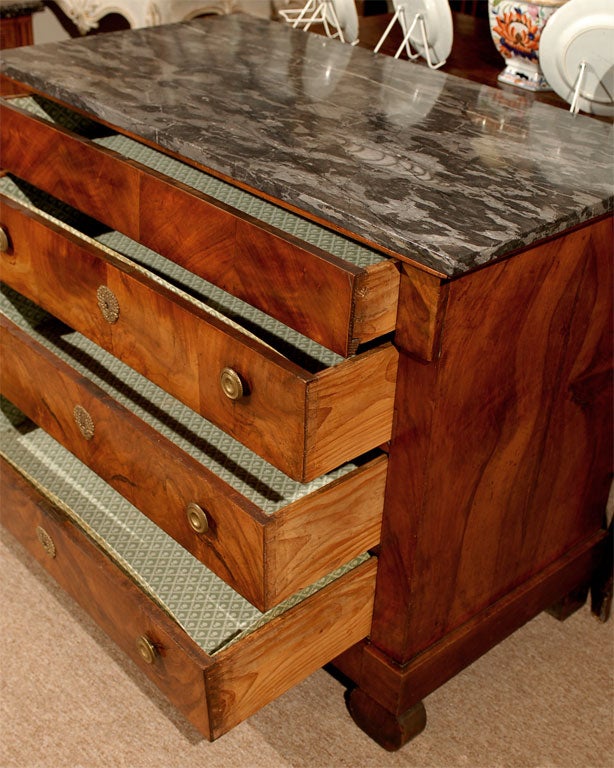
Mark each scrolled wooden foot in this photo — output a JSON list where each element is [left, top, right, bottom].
[[546, 583, 589, 621], [345, 687, 426, 751], [591, 522, 613, 623]]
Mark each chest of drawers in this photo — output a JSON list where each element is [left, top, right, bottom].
[[0, 14, 612, 751]]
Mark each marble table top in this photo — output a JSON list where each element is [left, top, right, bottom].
[[1, 14, 612, 276]]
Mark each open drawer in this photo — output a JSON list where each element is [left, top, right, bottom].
[[0, 95, 400, 357], [0, 289, 385, 610], [0, 438, 377, 741], [0, 179, 398, 482]]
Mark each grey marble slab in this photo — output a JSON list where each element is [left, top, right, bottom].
[[1, 14, 612, 276]]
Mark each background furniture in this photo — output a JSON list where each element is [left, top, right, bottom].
[[0, 0, 43, 48], [48, 0, 270, 33]]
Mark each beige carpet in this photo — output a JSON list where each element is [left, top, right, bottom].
[[1, 525, 612, 768]]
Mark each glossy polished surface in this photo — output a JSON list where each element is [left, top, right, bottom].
[[1, 13, 612, 276]]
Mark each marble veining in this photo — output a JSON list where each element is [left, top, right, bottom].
[[1, 14, 612, 276]]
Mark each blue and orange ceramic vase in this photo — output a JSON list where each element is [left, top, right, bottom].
[[488, 0, 567, 91]]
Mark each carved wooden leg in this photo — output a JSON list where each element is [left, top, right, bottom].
[[345, 687, 426, 751], [546, 583, 589, 621]]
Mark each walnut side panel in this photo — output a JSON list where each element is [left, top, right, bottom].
[[371, 217, 613, 662], [335, 530, 605, 716], [0, 457, 213, 736], [207, 557, 378, 739]]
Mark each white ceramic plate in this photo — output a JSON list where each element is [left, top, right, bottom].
[[379, 57, 445, 126], [393, 0, 453, 65], [302, 34, 353, 100], [326, 0, 359, 44], [539, 0, 614, 116]]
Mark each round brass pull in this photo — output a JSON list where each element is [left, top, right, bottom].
[[36, 526, 56, 558], [136, 635, 157, 665], [186, 502, 209, 534], [219, 367, 244, 400], [73, 405, 95, 440], [96, 285, 120, 324], [0, 226, 10, 253]]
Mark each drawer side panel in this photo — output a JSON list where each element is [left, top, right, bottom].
[[207, 557, 377, 739], [305, 345, 398, 479]]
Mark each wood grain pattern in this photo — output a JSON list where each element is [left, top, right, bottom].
[[352, 261, 400, 351], [369, 217, 613, 663], [335, 530, 606, 718], [306, 345, 398, 479], [0, 194, 395, 482], [0, 316, 386, 610], [207, 557, 377, 739], [0, 14, 35, 53], [0, 74, 29, 96], [394, 263, 448, 361], [0, 99, 399, 357], [0, 101, 140, 234], [0, 456, 213, 735], [268, 454, 387, 604], [0, 315, 267, 606]]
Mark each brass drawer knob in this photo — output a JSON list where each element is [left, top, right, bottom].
[[0, 226, 10, 253], [220, 367, 244, 400], [97, 285, 120, 324], [136, 635, 157, 665], [186, 502, 209, 534], [73, 405, 95, 440], [36, 525, 56, 558]]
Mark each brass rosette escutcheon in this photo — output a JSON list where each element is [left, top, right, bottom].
[[96, 285, 120, 324], [73, 404, 95, 440], [36, 525, 56, 558]]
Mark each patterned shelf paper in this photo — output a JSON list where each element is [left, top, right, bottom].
[[0, 171, 342, 372], [0, 285, 360, 512], [11, 95, 386, 272], [1, 414, 368, 654]]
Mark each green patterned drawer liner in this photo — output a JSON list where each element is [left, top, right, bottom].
[[11, 95, 385, 271], [0, 173, 342, 372], [1, 286, 360, 512], [0, 418, 369, 655]]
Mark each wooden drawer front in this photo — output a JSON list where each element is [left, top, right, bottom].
[[0, 307, 385, 611], [0, 192, 397, 482], [0, 455, 377, 740], [0, 98, 399, 357]]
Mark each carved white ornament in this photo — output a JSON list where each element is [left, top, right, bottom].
[[52, 0, 239, 34]]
